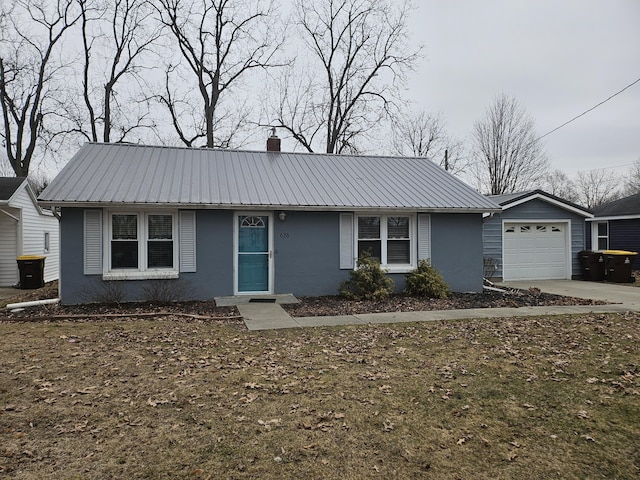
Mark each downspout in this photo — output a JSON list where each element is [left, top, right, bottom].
[[6, 298, 60, 310], [50, 206, 61, 220]]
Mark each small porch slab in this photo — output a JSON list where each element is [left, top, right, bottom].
[[214, 294, 299, 307]]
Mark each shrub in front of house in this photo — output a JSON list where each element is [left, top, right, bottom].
[[405, 259, 450, 299], [339, 252, 395, 300]]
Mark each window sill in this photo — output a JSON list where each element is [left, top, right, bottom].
[[103, 270, 179, 281], [385, 266, 415, 274]]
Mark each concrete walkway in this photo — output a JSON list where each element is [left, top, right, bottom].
[[221, 280, 640, 331]]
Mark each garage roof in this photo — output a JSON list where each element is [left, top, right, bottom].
[[40, 142, 501, 212], [489, 189, 592, 218]]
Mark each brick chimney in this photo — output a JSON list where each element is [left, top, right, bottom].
[[266, 127, 281, 152]]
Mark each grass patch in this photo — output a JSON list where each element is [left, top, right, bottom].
[[1, 313, 639, 479]]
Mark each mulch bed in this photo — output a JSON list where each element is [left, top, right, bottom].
[[2, 281, 608, 322], [282, 288, 608, 317]]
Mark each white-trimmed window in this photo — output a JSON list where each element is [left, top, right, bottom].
[[595, 222, 608, 250], [44, 232, 50, 253], [108, 212, 177, 274], [356, 214, 414, 269]]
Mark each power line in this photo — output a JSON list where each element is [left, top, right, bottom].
[[538, 76, 640, 140]]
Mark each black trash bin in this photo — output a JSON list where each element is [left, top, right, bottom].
[[603, 250, 638, 283], [16, 255, 46, 289], [578, 250, 605, 281]]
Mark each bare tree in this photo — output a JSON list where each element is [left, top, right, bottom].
[[471, 94, 549, 195], [539, 169, 580, 203], [575, 168, 622, 209], [154, 0, 284, 148], [624, 157, 640, 195], [390, 110, 469, 175], [0, 153, 13, 176], [63, 0, 162, 144], [270, 0, 421, 154], [27, 170, 49, 195], [0, 0, 81, 176]]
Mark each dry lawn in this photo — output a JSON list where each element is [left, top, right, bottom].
[[1, 312, 639, 479]]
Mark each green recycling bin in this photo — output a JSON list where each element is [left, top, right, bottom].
[[603, 250, 637, 283], [16, 255, 46, 289]]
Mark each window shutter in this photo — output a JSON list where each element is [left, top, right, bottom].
[[84, 210, 103, 275], [340, 213, 354, 269], [417, 213, 431, 262], [179, 211, 197, 272]]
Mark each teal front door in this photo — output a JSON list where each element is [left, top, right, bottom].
[[237, 214, 271, 293]]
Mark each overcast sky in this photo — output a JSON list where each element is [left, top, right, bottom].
[[407, 0, 640, 179]]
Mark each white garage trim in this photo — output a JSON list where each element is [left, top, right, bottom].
[[502, 219, 572, 281]]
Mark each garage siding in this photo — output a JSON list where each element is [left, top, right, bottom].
[[483, 198, 587, 280]]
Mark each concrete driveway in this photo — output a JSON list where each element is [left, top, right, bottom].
[[498, 279, 640, 309]]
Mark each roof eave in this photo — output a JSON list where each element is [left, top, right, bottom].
[[39, 200, 501, 214]]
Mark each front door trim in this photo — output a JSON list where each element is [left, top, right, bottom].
[[233, 211, 274, 295]]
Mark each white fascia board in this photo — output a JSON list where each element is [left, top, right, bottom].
[[586, 214, 640, 222]]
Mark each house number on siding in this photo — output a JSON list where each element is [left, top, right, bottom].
[[279, 232, 290, 239]]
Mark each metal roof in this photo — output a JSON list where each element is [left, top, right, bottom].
[[39, 143, 501, 212]]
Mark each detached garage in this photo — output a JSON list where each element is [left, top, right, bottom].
[[483, 190, 592, 281]]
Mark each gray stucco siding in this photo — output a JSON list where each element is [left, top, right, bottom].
[[179, 210, 234, 298], [431, 213, 484, 292], [59, 207, 486, 304], [273, 211, 350, 296], [59, 208, 235, 304], [59, 208, 86, 304], [482, 199, 587, 279]]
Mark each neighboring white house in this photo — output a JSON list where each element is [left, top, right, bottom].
[[0, 177, 60, 287]]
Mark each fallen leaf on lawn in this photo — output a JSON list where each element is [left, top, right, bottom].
[[77, 386, 97, 394], [383, 420, 394, 432], [577, 410, 589, 419], [580, 434, 596, 442]]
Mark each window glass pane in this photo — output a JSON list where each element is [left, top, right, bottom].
[[387, 217, 409, 238], [597, 238, 608, 250], [113, 214, 137, 239], [597, 222, 608, 237], [112, 241, 138, 268], [388, 240, 410, 264], [358, 216, 380, 239], [149, 215, 172, 239], [148, 241, 173, 268], [358, 240, 381, 263]]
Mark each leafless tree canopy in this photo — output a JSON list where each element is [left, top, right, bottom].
[[65, 0, 162, 144], [624, 157, 640, 195], [471, 94, 549, 195], [390, 110, 469, 175], [270, 0, 420, 154], [0, 0, 80, 176], [539, 169, 580, 203], [574, 168, 622, 209], [154, 0, 284, 148]]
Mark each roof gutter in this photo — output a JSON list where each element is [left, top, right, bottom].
[[38, 201, 501, 214]]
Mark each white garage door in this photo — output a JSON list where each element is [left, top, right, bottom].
[[503, 223, 569, 281]]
